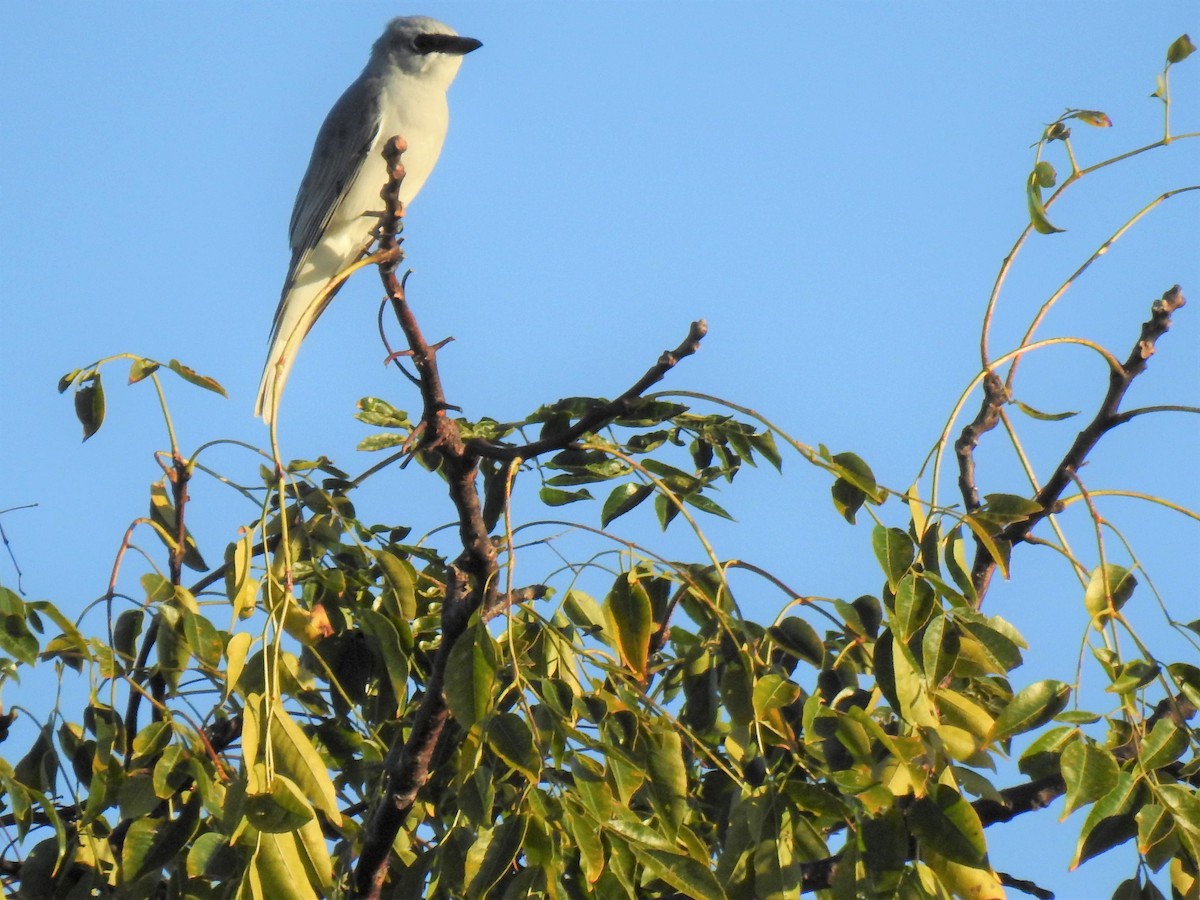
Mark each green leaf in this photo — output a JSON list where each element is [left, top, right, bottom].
[[891, 635, 938, 727], [128, 358, 160, 384], [962, 513, 1011, 579], [225, 632, 252, 700], [565, 802, 606, 884], [645, 726, 689, 834], [180, 609, 223, 667], [768, 617, 824, 667], [990, 679, 1071, 743], [604, 571, 654, 679], [444, 623, 496, 730], [355, 396, 411, 428], [74, 375, 106, 441], [1167, 34, 1196, 64], [956, 618, 1024, 676], [1071, 770, 1141, 868], [830, 452, 880, 523], [357, 606, 411, 714], [830, 452, 880, 499], [935, 690, 996, 743], [1059, 738, 1119, 819], [1136, 804, 1177, 872], [563, 590, 605, 632], [601, 482, 655, 526], [1068, 109, 1112, 128], [753, 674, 801, 718], [1106, 658, 1160, 695], [267, 699, 341, 826], [246, 773, 315, 833], [1026, 165, 1065, 235], [0, 589, 38, 665], [356, 432, 408, 452], [538, 485, 593, 506], [57, 368, 80, 393], [980, 493, 1042, 526], [374, 548, 417, 620], [485, 713, 540, 784], [1084, 564, 1136, 625], [466, 815, 529, 899], [751, 430, 783, 471], [908, 784, 987, 867], [892, 573, 934, 642], [224, 533, 258, 620], [1011, 397, 1079, 421], [167, 359, 227, 396], [1140, 718, 1188, 771], [626, 844, 727, 900], [872, 526, 915, 591], [683, 491, 734, 521], [921, 614, 958, 688], [612, 399, 687, 427]]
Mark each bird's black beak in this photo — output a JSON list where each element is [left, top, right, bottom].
[[414, 33, 482, 56]]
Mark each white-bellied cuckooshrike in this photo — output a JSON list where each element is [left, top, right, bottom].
[[255, 16, 480, 424]]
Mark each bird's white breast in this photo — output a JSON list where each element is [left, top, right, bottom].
[[334, 70, 450, 236]]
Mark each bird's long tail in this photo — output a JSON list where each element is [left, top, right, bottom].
[[255, 277, 337, 425]]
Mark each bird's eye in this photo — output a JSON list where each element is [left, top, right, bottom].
[[412, 33, 435, 54]]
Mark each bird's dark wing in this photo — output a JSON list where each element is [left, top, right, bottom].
[[281, 73, 383, 294]]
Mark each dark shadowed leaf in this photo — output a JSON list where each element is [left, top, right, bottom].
[[74, 377, 105, 441], [1167, 34, 1196, 64], [601, 482, 655, 526]]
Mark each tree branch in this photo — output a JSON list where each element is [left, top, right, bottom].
[[351, 137, 708, 897], [970, 284, 1186, 599], [467, 319, 708, 462]]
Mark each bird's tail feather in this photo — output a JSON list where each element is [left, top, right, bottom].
[[255, 278, 339, 425]]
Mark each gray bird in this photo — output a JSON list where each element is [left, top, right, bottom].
[[256, 16, 480, 424]]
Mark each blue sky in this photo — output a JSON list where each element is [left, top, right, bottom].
[[2, 4, 1198, 896]]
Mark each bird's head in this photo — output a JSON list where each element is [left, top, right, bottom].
[[372, 16, 482, 84]]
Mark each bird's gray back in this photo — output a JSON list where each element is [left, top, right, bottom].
[[282, 72, 384, 298]]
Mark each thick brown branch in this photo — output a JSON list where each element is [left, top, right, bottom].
[[955, 371, 1008, 514], [353, 138, 498, 899], [970, 284, 1186, 599], [353, 138, 708, 897]]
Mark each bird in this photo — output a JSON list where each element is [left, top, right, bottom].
[[255, 16, 481, 425]]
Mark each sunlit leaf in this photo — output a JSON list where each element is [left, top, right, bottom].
[[604, 571, 654, 680], [486, 713, 540, 784], [1084, 564, 1136, 626], [1059, 738, 1119, 819], [1011, 397, 1079, 421], [167, 359, 227, 396], [990, 679, 1071, 743], [128, 358, 160, 384], [1140, 718, 1188, 771], [1069, 109, 1112, 128], [1026, 165, 1065, 235]]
